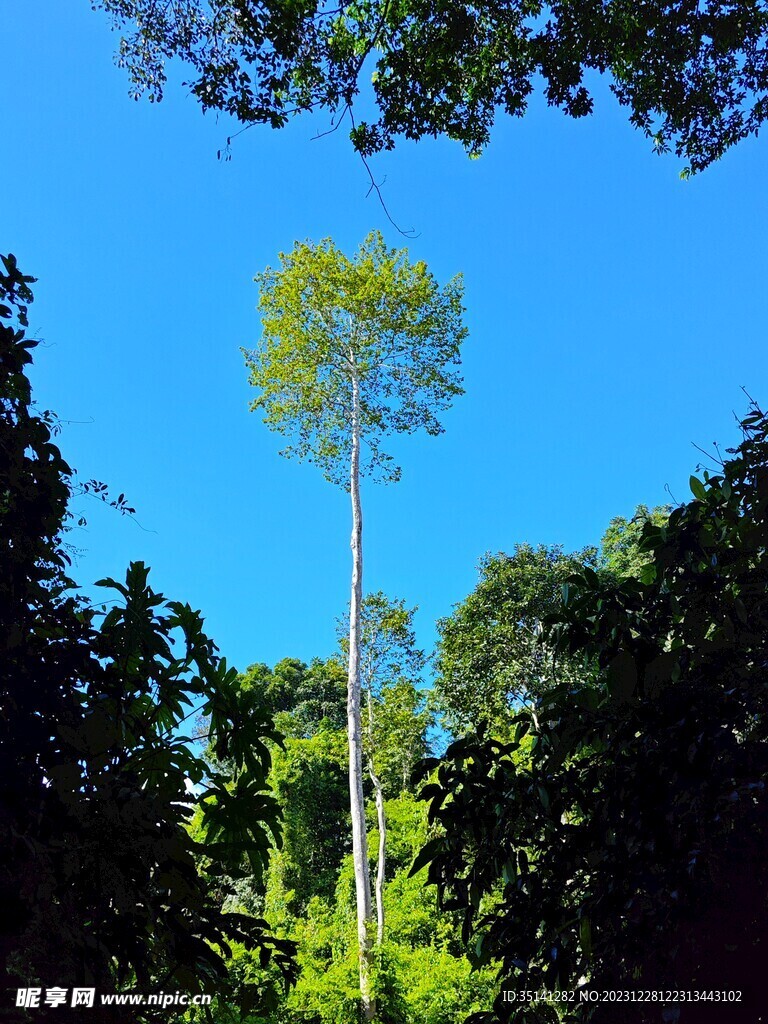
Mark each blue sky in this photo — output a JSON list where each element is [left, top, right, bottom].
[[5, 2, 768, 675]]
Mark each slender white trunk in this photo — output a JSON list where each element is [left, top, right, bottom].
[[348, 366, 376, 1021], [366, 689, 386, 946], [370, 764, 386, 946]]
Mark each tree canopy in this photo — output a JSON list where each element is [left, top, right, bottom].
[[338, 592, 430, 794], [95, 0, 768, 172], [434, 544, 598, 736], [239, 656, 349, 738], [245, 230, 466, 486], [600, 503, 671, 579], [433, 512, 672, 738]]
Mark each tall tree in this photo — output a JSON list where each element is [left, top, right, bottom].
[[94, 0, 768, 173], [245, 231, 466, 1018], [434, 544, 597, 736]]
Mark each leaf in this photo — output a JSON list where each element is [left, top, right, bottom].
[[606, 651, 637, 704], [689, 475, 707, 500], [409, 837, 445, 877], [639, 562, 657, 584]]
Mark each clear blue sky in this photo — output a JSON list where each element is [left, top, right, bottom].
[[5, 2, 768, 674]]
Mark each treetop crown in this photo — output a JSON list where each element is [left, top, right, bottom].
[[245, 230, 466, 487]]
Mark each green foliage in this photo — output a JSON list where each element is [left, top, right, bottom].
[[96, 0, 768, 172], [208, 658, 496, 1024], [340, 593, 426, 693], [432, 521, 674, 740], [240, 657, 348, 738], [434, 544, 597, 736], [398, 945, 498, 1024], [417, 404, 768, 1021], [268, 728, 350, 911], [372, 679, 431, 795], [244, 231, 466, 487], [339, 592, 430, 792], [599, 504, 670, 579], [0, 253, 70, 601], [287, 871, 365, 1024], [197, 658, 351, 924], [282, 798, 497, 1024], [0, 256, 295, 1016]]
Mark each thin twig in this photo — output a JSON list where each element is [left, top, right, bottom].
[[312, 102, 352, 141], [348, 110, 418, 238], [664, 482, 680, 505], [691, 440, 724, 469]]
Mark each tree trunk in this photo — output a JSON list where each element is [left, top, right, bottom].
[[347, 367, 376, 1021], [366, 688, 386, 947], [370, 763, 386, 946]]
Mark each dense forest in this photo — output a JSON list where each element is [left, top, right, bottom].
[[4, 3, 768, 1023]]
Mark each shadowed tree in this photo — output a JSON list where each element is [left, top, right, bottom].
[[416, 402, 768, 1023], [0, 254, 296, 1021], [244, 230, 466, 1019]]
